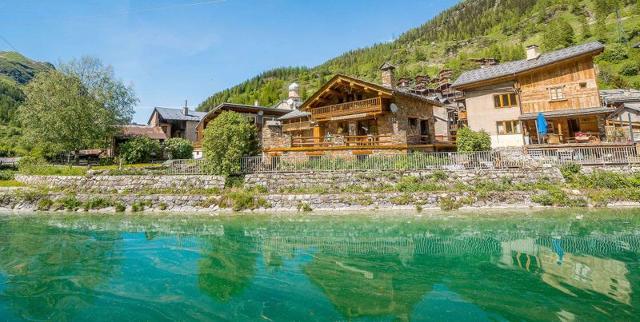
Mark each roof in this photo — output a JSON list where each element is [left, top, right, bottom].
[[519, 107, 613, 120], [119, 125, 168, 140], [300, 74, 443, 110], [151, 107, 207, 123], [452, 42, 605, 88], [608, 103, 640, 119], [379, 62, 396, 70], [600, 89, 640, 104], [197, 102, 291, 128], [278, 109, 311, 121]]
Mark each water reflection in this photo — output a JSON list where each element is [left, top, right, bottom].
[[0, 218, 122, 321], [0, 211, 638, 321]]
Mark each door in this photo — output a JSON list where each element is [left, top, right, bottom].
[[567, 119, 580, 139], [420, 120, 430, 143]]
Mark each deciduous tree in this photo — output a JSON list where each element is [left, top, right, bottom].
[[202, 111, 259, 175]]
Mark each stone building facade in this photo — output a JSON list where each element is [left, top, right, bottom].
[[262, 64, 455, 158]]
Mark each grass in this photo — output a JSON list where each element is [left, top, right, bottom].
[[18, 163, 164, 176], [0, 180, 24, 187]]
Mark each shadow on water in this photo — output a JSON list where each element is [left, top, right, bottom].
[[0, 209, 639, 321]]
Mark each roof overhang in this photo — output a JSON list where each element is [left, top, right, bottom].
[[453, 49, 604, 90], [519, 107, 614, 120], [607, 103, 640, 119]]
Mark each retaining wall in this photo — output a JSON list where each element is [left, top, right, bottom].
[[15, 174, 225, 192], [244, 168, 564, 192]]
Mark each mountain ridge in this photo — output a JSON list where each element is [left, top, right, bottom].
[[197, 0, 640, 112]]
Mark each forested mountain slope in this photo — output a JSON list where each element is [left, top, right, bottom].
[[198, 0, 640, 112], [0, 52, 53, 156]]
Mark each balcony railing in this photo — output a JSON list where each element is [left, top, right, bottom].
[[310, 97, 383, 120], [291, 134, 393, 148], [282, 121, 312, 132]]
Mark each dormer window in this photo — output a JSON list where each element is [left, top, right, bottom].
[[549, 86, 565, 100]]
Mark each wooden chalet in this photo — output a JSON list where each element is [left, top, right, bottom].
[[452, 42, 620, 148], [263, 64, 454, 157]]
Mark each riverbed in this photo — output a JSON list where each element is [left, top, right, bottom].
[[0, 209, 639, 321]]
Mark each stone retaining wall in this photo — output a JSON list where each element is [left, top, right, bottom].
[[244, 168, 564, 192], [15, 174, 225, 193]]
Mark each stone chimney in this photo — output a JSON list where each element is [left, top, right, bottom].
[[526, 45, 541, 60], [380, 62, 396, 89]]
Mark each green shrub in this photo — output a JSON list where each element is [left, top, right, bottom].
[[83, 197, 112, 210], [114, 203, 126, 212], [620, 63, 639, 76], [159, 202, 168, 211], [164, 138, 194, 160], [119, 137, 162, 164], [431, 170, 447, 181], [438, 196, 460, 211], [456, 127, 491, 152], [36, 198, 54, 211], [531, 188, 587, 208], [575, 170, 633, 189], [391, 194, 413, 205], [559, 163, 582, 181], [218, 189, 266, 211], [0, 170, 15, 181], [396, 176, 443, 192], [202, 111, 259, 175], [598, 44, 628, 63], [59, 196, 82, 211], [297, 202, 312, 212]]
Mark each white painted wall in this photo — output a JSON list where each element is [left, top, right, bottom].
[[465, 82, 524, 147]]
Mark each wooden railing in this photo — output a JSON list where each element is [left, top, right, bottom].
[[311, 97, 383, 119], [282, 121, 312, 132], [291, 134, 393, 148]]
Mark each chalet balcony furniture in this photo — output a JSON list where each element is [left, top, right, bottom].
[[310, 97, 384, 120], [547, 134, 561, 144]]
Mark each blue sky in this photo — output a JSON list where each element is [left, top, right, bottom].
[[0, 0, 456, 123]]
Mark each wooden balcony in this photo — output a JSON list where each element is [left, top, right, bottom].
[[291, 134, 393, 148], [310, 97, 384, 120], [282, 121, 312, 132]]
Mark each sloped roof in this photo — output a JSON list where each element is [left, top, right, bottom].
[[278, 109, 311, 121], [519, 107, 613, 120], [153, 107, 207, 122], [119, 125, 167, 140], [301, 74, 443, 110], [452, 42, 605, 88], [197, 102, 291, 128], [600, 89, 640, 104]]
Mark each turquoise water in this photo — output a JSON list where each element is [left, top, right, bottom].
[[0, 210, 639, 321]]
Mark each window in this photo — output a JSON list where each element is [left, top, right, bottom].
[[496, 120, 522, 135], [549, 86, 565, 100], [493, 93, 517, 108], [579, 82, 587, 89], [409, 118, 418, 127]]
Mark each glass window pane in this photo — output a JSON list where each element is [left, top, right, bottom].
[[505, 122, 513, 134], [494, 95, 501, 108]]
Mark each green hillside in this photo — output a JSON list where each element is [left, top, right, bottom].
[[0, 52, 53, 156], [198, 0, 640, 112]]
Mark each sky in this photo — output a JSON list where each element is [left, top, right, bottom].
[[0, 0, 457, 123]]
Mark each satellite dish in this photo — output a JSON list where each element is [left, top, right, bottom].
[[390, 103, 399, 113], [258, 111, 264, 116]]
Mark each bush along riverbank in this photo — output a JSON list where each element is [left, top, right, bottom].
[[1, 164, 640, 213]]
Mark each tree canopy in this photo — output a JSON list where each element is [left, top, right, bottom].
[[202, 111, 259, 175], [17, 57, 138, 157]]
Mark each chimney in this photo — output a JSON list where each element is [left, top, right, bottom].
[[526, 45, 541, 60], [182, 100, 189, 115], [380, 62, 396, 89]]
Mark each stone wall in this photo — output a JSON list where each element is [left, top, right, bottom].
[[15, 174, 225, 192], [245, 168, 563, 192]]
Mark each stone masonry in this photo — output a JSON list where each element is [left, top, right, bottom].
[[15, 174, 225, 193]]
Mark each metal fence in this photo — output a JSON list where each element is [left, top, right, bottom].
[[165, 145, 639, 175]]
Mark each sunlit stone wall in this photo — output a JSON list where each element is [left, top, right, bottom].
[[244, 168, 564, 192], [15, 174, 225, 193]]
